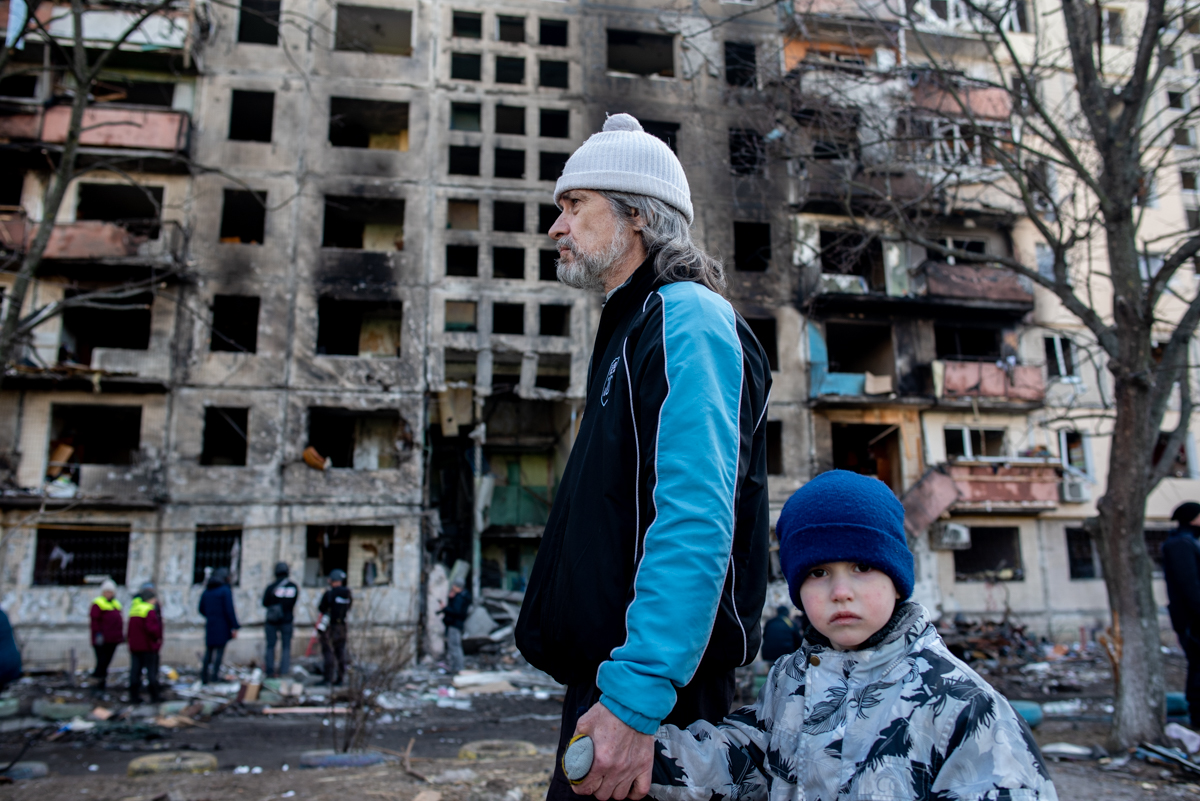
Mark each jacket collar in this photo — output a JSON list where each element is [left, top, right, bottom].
[[800, 602, 930, 678], [587, 254, 661, 389], [92, 596, 121, 611]]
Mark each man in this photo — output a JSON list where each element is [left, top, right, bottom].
[[1164, 501, 1200, 728], [317, 569, 352, 686], [262, 562, 299, 678], [89, 578, 124, 695], [126, 587, 163, 704], [760, 605, 802, 662], [198, 567, 239, 684], [515, 113, 772, 801], [0, 605, 20, 692], [439, 578, 471, 675]]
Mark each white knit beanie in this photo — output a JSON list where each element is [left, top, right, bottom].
[[553, 113, 694, 224]]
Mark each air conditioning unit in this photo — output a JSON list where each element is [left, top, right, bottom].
[[1061, 477, 1091, 503], [932, 522, 971, 550]]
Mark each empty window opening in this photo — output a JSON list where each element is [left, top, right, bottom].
[[927, 237, 986, 264], [59, 289, 152, 366], [200, 407, 248, 466], [824, 321, 893, 376], [1044, 335, 1076, 378], [1177, 127, 1195, 147], [449, 145, 481, 175], [335, 5, 411, 55], [1190, 209, 1200, 230], [536, 352, 570, 390], [540, 304, 569, 336], [540, 60, 569, 88], [305, 525, 350, 586], [493, 303, 524, 335], [1066, 527, 1102, 580], [238, 0, 279, 44], [539, 204, 559, 233], [641, 120, 679, 152], [1102, 8, 1123, 45], [219, 189, 266, 244], [954, 527, 1022, 581], [540, 18, 567, 46], [194, 528, 242, 586], [729, 129, 764, 175], [493, 247, 525, 279], [934, 324, 1001, 361], [229, 90, 274, 142], [316, 298, 403, 357], [498, 15, 525, 42], [496, 105, 525, 134], [451, 52, 482, 81], [539, 151, 568, 181], [1153, 430, 1193, 478], [766, 420, 783, 475], [445, 348, 477, 383], [830, 423, 901, 491], [0, 167, 23, 206], [1060, 430, 1091, 476], [745, 317, 778, 371], [307, 408, 408, 470], [322, 196, 405, 251], [725, 41, 756, 87], [493, 201, 524, 232], [210, 295, 259, 353], [734, 221, 771, 272], [77, 183, 163, 238], [447, 199, 479, 230], [794, 107, 860, 160], [944, 427, 1006, 459], [451, 102, 481, 131], [452, 11, 481, 38], [447, 245, 478, 276], [540, 109, 569, 138], [1146, 528, 1170, 575], [820, 230, 883, 288], [48, 405, 142, 476], [0, 72, 37, 98], [1170, 91, 1188, 110], [495, 148, 526, 178], [445, 301, 477, 332], [329, 97, 409, 150], [34, 525, 129, 586], [607, 29, 674, 77], [496, 56, 525, 84], [493, 353, 522, 392], [540, 249, 558, 280], [92, 77, 175, 107]]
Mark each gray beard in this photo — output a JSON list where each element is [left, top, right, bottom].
[[556, 235, 628, 291]]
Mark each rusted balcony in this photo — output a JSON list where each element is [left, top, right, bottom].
[[945, 461, 1059, 513], [0, 214, 183, 263], [923, 262, 1033, 303], [0, 106, 189, 151], [933, 360, 1043, 403]]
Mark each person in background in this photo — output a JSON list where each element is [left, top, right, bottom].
[[198, 567, 239, 684], [317, 569, 352, 686], [440, 578, 471, 675], [89, 578, 124, 695], [759, 605, 802, 662], [127, 587, 163, 704], [262, 562, 299, 679], [0, 606, 21, 692], [1163, 501, 1200, 728]]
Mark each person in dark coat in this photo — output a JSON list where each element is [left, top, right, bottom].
[[89, 578, 124, 694], [262, 562, 299, 678], [317, 569, 352, 685], [0, 607, 21, 692], [1164, 501, 1200, 727], [126, 587, 163, 703], [439, 579, 471, 674], [760, 605, 802, 662], [198, 567, 239, 684]]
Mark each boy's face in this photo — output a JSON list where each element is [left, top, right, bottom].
[[798, 561, 900, 651]]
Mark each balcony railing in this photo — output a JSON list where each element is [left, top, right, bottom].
[[0, 214, 184, 262], [934, 359, 1044, 403], [945, 460, 1059, 512], [0, 106, 189, 151], [923, 262, 1033, 303]]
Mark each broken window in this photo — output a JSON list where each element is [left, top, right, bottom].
[[451, 52, 482, 81], [334, 6, 411, 55], [1102, 8, 1123, 45], [539, 151, 568, 181], [229, 90, 274, 142], [34, 525, 130, 586], [820, 230, 883, 288], [329, 98, 409, 150], [539, 249, 558, 280], [492, 353, 522, 392], [1059, 430, 1091, 476], [540, 109, 569, 138], [0, 71, 37, 98], [539, 304, 569, 336], [219, 189, 266, 244], [446, 245, 478, 276], [496, 105, 525, 134], [496, 148, 526, 178], [445, 301, 477, 332], [934, 324, 1001, 361], [493, 247, 525, 279], [307, 408, 408, 469], [825, 322, 893, 376], [641, 120, 679, 152], [58, 289, 152, 366], [200, 407, 248, 466], [766, 420, 783, 475], [725, 41, 756, 87], [447, 199, 479, 230], [1177, 126, 1195, 147], [450, 102, 481, 131], [498, 15, 525, 42], [536, 352, 570, 390], [540, 60, 569, 88], [954, 527, 1022, 581], [238, 0, 279, 45], [745, 317, 778, 370], [316, 298, 403, 357], [734, 221, 771, 272], [77, 183, 163, 238], [449, 145, 481, 175], [1065, 527, 1102, 580], [830, 423, 901, 491], [539, 204, 559, 233], [540, 18, 567, 46], [496, 56, 525, 84], [794, 107, 860, 160], [210, 295, 259, 353], [91, 77, 175, 107], [194, 527, 242, 586], [493, 201, 524, 232], [1170, 91, 1188, 110], [452, 11, 481, 38], [607, 29, 673, 77], [1044, 335, 1076, 378], [306, 525, 349, 586], [729, 129, 764, 175], [48, 405, 142, 477], [1153, 431, 1193, 478], [493, 303, 524, 335], [322, 196, 404, 250], [944, 427, 1006, 459], [1189, 209, 1200, 230], [444, 348, 477, 385], [0, 166, 24, 206]]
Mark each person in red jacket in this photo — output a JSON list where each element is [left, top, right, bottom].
[[126, 587, 163, 704], [89, 578, 124, 695]]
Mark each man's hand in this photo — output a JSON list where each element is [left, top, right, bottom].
[[230, 629, 238, 639], [571, 702, 654, 801]]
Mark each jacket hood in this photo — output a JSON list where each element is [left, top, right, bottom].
[[206, 567, 230, 588]]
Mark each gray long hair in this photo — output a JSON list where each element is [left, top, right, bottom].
[[599, 191, 726, 294]]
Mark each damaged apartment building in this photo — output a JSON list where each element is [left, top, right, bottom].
[[0, 0, 1197, 669]]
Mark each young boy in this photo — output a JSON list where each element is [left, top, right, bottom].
[[648, 470, 1057, 801]]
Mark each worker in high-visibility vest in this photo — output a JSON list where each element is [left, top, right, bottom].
[[126, 587, 163, 704], [88, 579, 124, 696]]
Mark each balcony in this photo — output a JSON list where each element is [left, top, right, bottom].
[[0, 214, 184, 264], [945, 460, 1059, 513], [933, 360, 1043, 404], [923, 262, 1033, 303], [0, 106, 190, 151]]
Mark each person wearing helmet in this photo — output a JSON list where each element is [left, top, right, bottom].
[[262, 562, 299, 678], [317, 569, 352, 686]]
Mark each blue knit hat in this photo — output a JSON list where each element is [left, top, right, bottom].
[[776, 470, 914, 600]]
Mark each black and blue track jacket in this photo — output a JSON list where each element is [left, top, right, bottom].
[[516, 256, 772, 734]]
